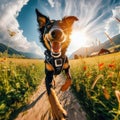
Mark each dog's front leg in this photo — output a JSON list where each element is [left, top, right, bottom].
[[45, 70, 54, 95], [45, 62, 55, 94], [45, 63, 67, 119]]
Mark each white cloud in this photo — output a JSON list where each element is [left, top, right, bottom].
[[45, 0, 120, 54], [112, 6, 120, 17], [48, 0, 55, 7], [105, 6, 120, 37], [0, 0, 44, 58]]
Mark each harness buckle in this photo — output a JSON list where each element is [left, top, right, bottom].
[[55, 59, 62, 67]]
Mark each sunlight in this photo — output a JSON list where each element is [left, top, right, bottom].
[[70, 30, 89, 51]]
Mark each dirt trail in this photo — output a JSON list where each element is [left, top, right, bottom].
[[16, 74, 86, 120]]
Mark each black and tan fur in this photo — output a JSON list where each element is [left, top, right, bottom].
[[35, 9, 78, 119]]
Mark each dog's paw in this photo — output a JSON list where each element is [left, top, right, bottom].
[[61, 79, 72, 91], [52, 106, 67, 120]]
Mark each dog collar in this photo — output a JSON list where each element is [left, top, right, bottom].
[[51, 52, 61, 58]]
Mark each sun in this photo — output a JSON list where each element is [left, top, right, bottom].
[[70, 30, 89, 51]]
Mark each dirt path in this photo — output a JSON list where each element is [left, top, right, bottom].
[[16, 74, 86, 120]]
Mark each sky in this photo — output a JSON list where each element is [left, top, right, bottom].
[[0, 0, 120, 57]]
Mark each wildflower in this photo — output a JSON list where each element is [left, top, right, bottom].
[[115, 90, 120, 104], [108, 63, 115, 69], [107, 71, 114, 79], [86, 72, 91, 77], [102, 86, 110, 100], [3, 58, 7, 61], [99, 63, 104, 67], [83, 66, 87, 71], [98, 63, 104, 70], [111, 60, 115, 63], [0, 60, 4, 64]]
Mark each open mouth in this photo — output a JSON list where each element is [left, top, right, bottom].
[[45, 28, 66, 57], [51, 42, 61, 53]]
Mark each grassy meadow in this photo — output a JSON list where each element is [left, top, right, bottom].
[[70, 52, 120, 120], [0, 52, 120, 120], [0, 58, 44, 120]]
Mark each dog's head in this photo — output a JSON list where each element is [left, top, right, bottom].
[[36, 9, 78, 57]]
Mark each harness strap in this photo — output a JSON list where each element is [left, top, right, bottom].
[[44, 50, 67, 75]]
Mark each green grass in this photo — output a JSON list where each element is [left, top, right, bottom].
[[70, 52, 120, 120], [0, 58, 44, 120], [0, 52, 120, 120]]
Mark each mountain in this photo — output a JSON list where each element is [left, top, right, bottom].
[[102, 34, 120, 48], [21, 52, 43, 58], [0, 43, 43, 58], [70, 34, 120, 58], [0, 43, 21, 55]]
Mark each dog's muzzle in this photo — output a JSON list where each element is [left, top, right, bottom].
[[47, 28, 66, 58]]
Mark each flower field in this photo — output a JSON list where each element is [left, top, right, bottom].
[[0, 58, 44, 120], [70, 52, 120, 120], [0, 52, 120, 120]]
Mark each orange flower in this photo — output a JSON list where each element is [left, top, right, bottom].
[[0, 60, 4, 63], [3, 58, 7, 60], [112, 60, 115, 63], [83, 66, 87, 71], [108, 63, 115, 69], [98, 63, 104, 70], [99, 63, 104, 67]]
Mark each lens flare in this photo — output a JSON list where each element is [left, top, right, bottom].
[[70, 30, 90, 50]]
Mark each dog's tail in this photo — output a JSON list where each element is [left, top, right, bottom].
[[48, 88, 67, 120]]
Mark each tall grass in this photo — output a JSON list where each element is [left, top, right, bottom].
[[0, 52, 120, 120], [70, 52, 120, 120], [0, 58, 44, 120]]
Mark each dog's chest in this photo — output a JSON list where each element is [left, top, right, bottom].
[[45, 50, 66, 75]]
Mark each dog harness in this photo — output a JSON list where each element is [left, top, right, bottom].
[[44, 50, 67, 75]]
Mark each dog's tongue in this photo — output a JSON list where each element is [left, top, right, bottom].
[[51, 42, 61, 53]]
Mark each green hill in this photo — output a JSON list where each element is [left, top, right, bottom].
[[0, 43, 22, 55], [0, 43, 43, 58]]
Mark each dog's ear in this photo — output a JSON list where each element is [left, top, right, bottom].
[[35, 9, 49, 28], [62, 16, 78, 27]]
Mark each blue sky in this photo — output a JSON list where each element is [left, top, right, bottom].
[[17, 0, 38, 43], [0, 0, 120, 57]]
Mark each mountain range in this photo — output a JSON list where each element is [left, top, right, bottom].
[[70, 34, 120, 58], [0, 43, 43, 58]]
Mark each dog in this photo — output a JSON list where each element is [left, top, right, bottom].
[[35, 9, 78, 119]]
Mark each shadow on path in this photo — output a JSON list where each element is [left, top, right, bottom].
[[9, 90, 46, 120]]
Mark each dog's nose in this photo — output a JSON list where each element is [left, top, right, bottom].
[[51, 29, 63, 39]]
